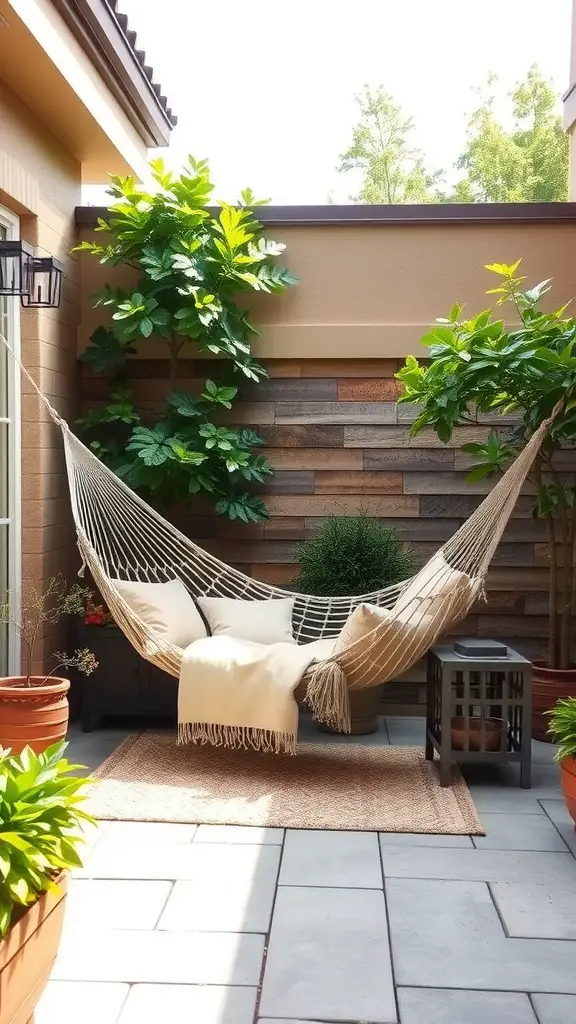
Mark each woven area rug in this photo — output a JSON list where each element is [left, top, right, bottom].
[[89, 733, 484, 835]]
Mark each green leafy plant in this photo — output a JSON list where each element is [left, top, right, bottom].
[[0, 577, 98, 686], [0, 741, 95, 937], [294, 515, 417, 597], [396, 260, 576, 669], [546, 697, 576, 761], [75, 158, 297, 522]]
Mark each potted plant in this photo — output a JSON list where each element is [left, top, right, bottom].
[[294, 515, 417, 734], [0, 740, 95, 1024], [396, 260, 576, 741], [546, 697, 576, 826], [0, 577, 98, 752]]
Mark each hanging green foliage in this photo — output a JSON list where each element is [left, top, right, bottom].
[[75, 156, 297, 522]]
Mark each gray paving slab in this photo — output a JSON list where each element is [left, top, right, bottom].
[[79, 838, 276, 882], [97, 821, 197, 844], [541, 800, 576, 857], [532, 740, 559, 764], [259, 885, 396, 1023], [379, 832, 473, 847], [298, 711, 389, 745], [63, 879, 172, 930], [280, 829, 382, 888], [53, 929, 265, 985], [386, 877, 576, 992], [380, 846, 576, 884], [36, 982, 129, 1024], [472, 793, 547, 815], [194, 824, 284, 844], [531, 994, 576, 1024], [66, 725, 135, 771], [117, 984, 258, 1024], [491, 881, 576, 938], [158, 846, 280, 932], [467, 763, 562, 793], [398, 988, 537, 1023], [473, 814, 569, 851], [385, 716, 426, 745]]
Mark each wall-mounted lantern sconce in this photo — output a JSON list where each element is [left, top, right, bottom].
[[0, 240, 63, 309], [0, 239, 33, 298], [21, 255, 64, 309]]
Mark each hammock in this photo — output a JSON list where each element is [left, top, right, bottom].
[[3, 337, 555, 735]]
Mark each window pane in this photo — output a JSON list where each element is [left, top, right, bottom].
[[0, 223, 8, 419], [0, 422, 7, 519]]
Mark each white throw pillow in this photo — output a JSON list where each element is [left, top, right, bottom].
[[111, 578, 207, 649], [394, 550, 472, 622], [198, 596, 296, 644], [333, 602, 391, 654]]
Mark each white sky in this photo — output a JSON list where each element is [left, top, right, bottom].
[[88, 0, 573, 204]]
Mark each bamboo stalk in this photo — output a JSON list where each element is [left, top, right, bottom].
[[546, 512, 559, 668], [560, 504, 573, 669], [557, 491, 572, 669]]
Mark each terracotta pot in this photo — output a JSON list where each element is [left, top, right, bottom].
[[0, 678, 70, 754], [317, 685, 383, 736], [450, 716, 504, 752], [532, 664, 576, 742], [561, 756, 576, 827], [0, 873, 67, 1024]]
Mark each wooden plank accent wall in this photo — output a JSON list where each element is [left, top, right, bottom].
[[81, 355, 552, 712]]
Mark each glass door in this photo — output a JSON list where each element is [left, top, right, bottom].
[[0, 208, 21, 675]]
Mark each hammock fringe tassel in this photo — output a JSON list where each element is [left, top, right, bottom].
[[178, 722, 297, 755], [306, 661, 352, 734]]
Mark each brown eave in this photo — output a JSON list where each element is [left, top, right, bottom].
[[51, 0, 177, 148], [76, 202, 576, 227]]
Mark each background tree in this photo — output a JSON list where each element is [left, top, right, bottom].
[[338, 85, 443, 204], [448, 66, 568, 202]]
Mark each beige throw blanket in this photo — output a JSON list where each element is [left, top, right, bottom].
[[178, 635, 322, 754]]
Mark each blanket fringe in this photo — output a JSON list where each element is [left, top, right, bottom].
[[305, 661, 351, 733], [178, 722, 297, 755]]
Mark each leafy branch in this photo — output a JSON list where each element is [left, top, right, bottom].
[[396, 260, 576, 669], [76, 155, 297, 522]]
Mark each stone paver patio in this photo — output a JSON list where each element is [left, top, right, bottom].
[[35, 716, 576, 1024]]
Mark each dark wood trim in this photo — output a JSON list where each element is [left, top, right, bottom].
[[76, 202, 576, 228], [51, 0, 175, 148]]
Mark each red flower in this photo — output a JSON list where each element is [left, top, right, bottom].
[[84, 610, 105, 626]]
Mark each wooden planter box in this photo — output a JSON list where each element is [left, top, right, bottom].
[[75, 625, 177, 731], [0, 874, 68, 1024]]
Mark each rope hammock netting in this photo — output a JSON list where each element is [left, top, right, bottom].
[[1, 335, 557, 734]]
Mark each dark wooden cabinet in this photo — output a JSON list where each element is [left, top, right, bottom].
[[75, 625, 177, 731]]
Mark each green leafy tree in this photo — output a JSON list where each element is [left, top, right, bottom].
[[448, 66, 568, 202], [396, 260, 576, 669], [76, 157, 297, 523], [338, 86, 443, 204]]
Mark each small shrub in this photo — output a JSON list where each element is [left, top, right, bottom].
[[547, 697, 576, 761], [0, 576, 97, 686], [294, 515, 417, 597], [0, 741, 95, 936]]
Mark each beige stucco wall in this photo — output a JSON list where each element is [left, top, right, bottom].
[[1, 76, 81, 670], [1, 0, 149, 182], [78, 219, 576, 359]]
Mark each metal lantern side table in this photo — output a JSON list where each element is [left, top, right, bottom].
[[426, 640, 532, 789]]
